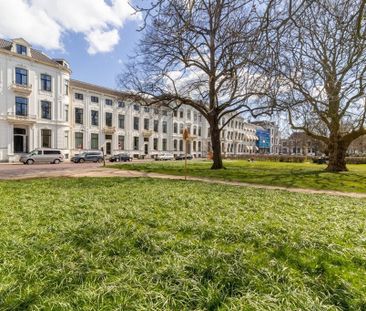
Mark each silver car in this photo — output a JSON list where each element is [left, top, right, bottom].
[[20, 148, 64, 165]]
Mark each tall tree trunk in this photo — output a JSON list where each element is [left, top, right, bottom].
[[326, 137, 348, 172], [210, 119, 223, 169]]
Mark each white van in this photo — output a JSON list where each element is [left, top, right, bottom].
[[19, 148, 64, 165]]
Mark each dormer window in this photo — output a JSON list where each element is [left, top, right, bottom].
[[16, 44, 27, 55]]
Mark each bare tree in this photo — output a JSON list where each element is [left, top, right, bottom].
[[265, 0, 366, 171], [119, 0, 280, 169]]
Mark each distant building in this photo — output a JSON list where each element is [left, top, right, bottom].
[[251, 121, 281, 154], [280, 132, 325, 156]]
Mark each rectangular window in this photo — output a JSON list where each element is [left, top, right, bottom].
[[153, 138, 158, 150], [105, 99, 113, 106], [173, 110, 178, 117], [198, 126, 202, 136], [15, 68, 28, 85], [194, 113, 198, 121], [179, 140, 183, 151], [144, 107, 150, 113], [91, 133, 99, 150], [162, 121, 167, 133], [75, 93, 83, 100], [118, 114, 125, 129], [198, 141, 202, 152], [105, 112, 113, 127], [91, 110, 99, 126], [65, 105, 69, 122], [118, 135, 125, 150], [179, 110, 184, 118], [133, 104, 140, 111], [154, 120, 159, 132], [144, 118, 149, 130], [174, 140, 177, 151], [118, 101, 125, 108], [64, 80, 69, 95], [154, 108, 159, 115], [162, 110, 168, 116], [16, 44, 27, 55], [187, 110, 191, 119], [15, 97, 28, 116], [173, 123, 178, 134], [162, 138, 167, 151], [75, 132, 83, 149], [41, 101, 51, 119], [75, 108, 83, 124], [64, 131, 69, 149], [134, 117, 139, 130], [40, 74, 51, 91], [41, 129, 51, 148], [133, 137, 139, 150], [91, 96, 99, 103]]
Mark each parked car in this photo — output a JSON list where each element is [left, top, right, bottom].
[[71, 151, 104, 163], [20, 148, 64, 165], [175, 154, 193, 160], [155, 153, 174, 161], [313, 156, 328, 164], [109, 153, 132, 162]]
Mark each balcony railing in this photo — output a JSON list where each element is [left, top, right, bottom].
[[103, 126, 116, 134], [6, 112, 37, 123], [11, 82, 32, 95], [142, 130, 153, 137]]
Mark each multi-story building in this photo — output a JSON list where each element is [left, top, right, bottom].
[[0, 37, 281, 162], [251, 121, 281, 154], [280, 132, 325, 156], [0, 38, 71, 162], [70, 80, 208, 159], [219, 116, 258, 156]]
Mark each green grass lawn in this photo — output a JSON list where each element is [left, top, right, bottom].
[[110, 160, 366, 193], [0, 177, 366, 310]]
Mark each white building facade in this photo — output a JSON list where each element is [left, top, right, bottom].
[[0, 38, 281, 162], [0, 38, 71, 162]]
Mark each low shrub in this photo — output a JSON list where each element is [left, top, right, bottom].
[[226, 154, 307, 163], [346, 157, 366, 164]]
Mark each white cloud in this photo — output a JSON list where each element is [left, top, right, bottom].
[[0, 0, 139, 54], [86, 29, 119, 55]]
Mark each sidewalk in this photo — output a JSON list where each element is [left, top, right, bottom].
[[3, 166, 366, 199]]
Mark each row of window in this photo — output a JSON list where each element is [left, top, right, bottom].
[[15, 68, 56, 92], [221, 117, 257, 132], [74, 133, 173, 151], [172, 139, 202, 152], [172, 109, 202, 122], [74, 95, 173, 116], [173, 123, 202, 136], [15, 97, 53, 119], [38, 128, 204, 153], [75, 108, 169, 132]]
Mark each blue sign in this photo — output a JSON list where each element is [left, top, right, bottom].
[[256, 129, 270, 149]]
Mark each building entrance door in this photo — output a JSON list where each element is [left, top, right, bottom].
[[14, 128, 27, 153], [106, 142, 111, 155]]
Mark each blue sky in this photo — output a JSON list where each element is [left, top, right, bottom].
[[46, 21, 141, 89], [0, 0, 142, 89]]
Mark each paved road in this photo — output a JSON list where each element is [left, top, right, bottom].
[[0, 162, 106, 179]]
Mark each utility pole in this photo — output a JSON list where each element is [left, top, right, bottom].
[[183, 128, 190, 181]]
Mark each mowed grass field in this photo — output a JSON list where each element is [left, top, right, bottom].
[[0, 177, 366, 310], [111, 160, 366, 193]]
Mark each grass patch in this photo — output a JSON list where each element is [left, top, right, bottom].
[[0, 177, 366, 310], [110, 160, 366, 193]]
